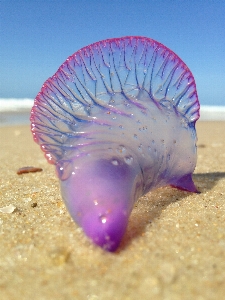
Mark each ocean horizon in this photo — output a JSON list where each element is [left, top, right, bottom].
[[0, 98, 224, 127]]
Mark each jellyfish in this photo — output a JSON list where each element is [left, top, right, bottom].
[[30, 36, 200, 251]]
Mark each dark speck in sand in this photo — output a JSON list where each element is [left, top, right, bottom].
[[198, 144, 206, 148], [17, 166, 43, 175]]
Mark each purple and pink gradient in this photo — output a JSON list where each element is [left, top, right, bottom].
[[60, 157, 143, 251], [30, 36, 200, 251]]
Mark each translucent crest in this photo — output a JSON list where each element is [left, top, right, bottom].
[[30, 36, 199, 165]]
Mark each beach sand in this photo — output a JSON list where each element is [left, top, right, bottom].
[[0, 122, 225, 300]]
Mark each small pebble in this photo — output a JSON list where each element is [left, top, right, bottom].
[[0, 204, 16, 213]]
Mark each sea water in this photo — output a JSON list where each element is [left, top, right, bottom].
[[0, 98, 225, 127], [0, 98, 33, 127]]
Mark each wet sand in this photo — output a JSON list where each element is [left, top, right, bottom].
[[0, 122, 225, 300]]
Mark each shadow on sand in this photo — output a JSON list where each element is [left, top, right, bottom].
[[118, 172, 225, 252]]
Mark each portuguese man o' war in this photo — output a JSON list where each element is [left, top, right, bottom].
[[30, 36, 200, 251]]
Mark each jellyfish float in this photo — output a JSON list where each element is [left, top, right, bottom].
[[30, 36, 200, 251]]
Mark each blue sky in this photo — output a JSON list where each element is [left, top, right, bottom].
[[1, 0, 225, 106]]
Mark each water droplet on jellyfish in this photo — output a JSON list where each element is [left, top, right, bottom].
[[111, 159, 119, 166], [124, 156, 133, 165], [99, 215, 107, 224]]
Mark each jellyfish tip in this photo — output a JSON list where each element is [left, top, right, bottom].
[[170, 173, 199, 193], [81, 207, 129, 252]]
